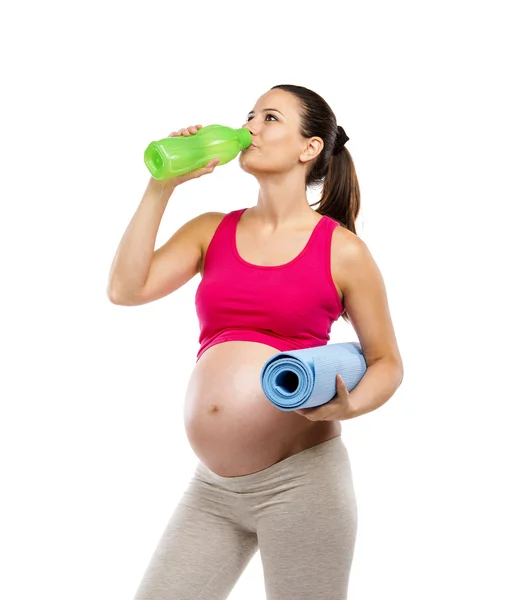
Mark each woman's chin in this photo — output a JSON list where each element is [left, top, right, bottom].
[[238, 156, 258, 174]]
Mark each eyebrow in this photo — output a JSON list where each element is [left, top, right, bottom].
[[247, 108, 284, 117]]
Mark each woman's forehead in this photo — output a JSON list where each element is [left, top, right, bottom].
[[251, 89, 297, 113]]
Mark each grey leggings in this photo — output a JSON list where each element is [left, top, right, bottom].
[[132, 435, 358, 600]]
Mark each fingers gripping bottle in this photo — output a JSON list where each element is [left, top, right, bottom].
[[144, 124, 252, 180]]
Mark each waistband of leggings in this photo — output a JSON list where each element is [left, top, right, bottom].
[[195, 435, 344, 491]]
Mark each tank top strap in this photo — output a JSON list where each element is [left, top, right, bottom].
[[203, 208, 246, 272], [225, 208, 247, 248], [302, 214, 339, 265], [228, 208, 248, 229]]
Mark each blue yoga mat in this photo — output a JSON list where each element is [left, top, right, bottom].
[[260, 342, 367, 411]]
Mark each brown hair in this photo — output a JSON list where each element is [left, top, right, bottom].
[[271, 84, 361, 236]]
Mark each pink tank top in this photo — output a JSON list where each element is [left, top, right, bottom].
[[194, 208, 344, 361]]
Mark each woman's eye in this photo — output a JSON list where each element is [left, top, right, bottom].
[[246, 114, 277, 122]]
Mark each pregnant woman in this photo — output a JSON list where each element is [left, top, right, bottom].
[[108, 84, 404, 600]]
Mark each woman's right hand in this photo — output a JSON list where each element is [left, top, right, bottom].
[[149, 124, 221, 192]]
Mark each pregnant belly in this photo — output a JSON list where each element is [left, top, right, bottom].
[[183, 341, 341, 477]]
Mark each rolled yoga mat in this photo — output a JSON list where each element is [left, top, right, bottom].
[[260, 342, 367, 411]]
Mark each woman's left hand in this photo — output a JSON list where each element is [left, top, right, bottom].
[[294, 374, 353, 421]]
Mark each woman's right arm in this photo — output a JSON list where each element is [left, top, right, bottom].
[[106, 125, 220, 306]]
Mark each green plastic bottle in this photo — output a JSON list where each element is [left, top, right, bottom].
[[144, 124, 252, 180]]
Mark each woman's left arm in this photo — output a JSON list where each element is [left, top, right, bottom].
[[296, 231, 404, 422], [346, 356, 404, 419], [338, 232, 404, 418]]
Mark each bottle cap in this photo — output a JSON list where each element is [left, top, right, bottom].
[[235, 128, 252, 149]]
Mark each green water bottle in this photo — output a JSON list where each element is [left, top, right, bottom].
[[144, 124, 252, 180]]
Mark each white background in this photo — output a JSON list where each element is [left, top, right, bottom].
[[1, 1, 514, 599]]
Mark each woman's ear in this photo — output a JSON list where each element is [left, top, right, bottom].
[[299, 137, 324, 164]]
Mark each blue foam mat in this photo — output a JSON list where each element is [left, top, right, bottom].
[[260, 342, 367, 411]]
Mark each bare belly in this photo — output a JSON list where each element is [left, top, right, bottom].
[[183, 341, 342, 477]]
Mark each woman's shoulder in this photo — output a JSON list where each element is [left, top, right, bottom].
[[330, 221, 367, 265]]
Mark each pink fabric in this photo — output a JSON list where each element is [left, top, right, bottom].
[[194, 208, 344, 361]]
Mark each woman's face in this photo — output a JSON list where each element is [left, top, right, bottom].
[[239, 89, 317, 177]]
